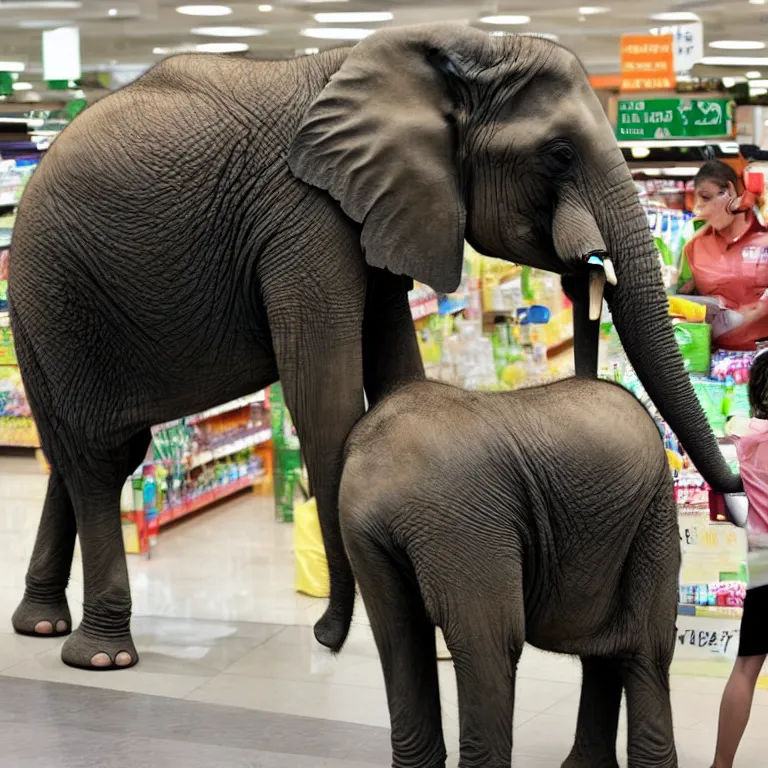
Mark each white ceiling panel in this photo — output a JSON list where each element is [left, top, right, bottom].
[[0, 1, 766, 79]]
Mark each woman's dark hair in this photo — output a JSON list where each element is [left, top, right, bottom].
[[749, 350, 768, 420], [694, 160, 740, 192]]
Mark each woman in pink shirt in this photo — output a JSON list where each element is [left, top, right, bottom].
[[712, 348, 768, 768]]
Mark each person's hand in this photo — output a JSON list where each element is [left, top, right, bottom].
[[738, 300, 768, 325]]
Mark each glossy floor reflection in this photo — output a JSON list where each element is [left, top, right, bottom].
[[2, 454, 768, 766]]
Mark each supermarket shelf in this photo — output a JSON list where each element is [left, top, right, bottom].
[[0, 441, 40, 449], [190, 392, 265, 424], [618, 140, 739, 151], [678, 603, 743, 619], [157, 470, 265, 527], [154, 392, 266, 432], [410, 297, 439, 320], [188, 427, 272, 469], [500, 266, 523, 286], [547, 336, 574, 359]]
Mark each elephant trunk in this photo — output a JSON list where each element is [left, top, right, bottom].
[[607, 201, 742, 494]]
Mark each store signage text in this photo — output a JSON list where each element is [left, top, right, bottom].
[[620, 23, 703, 91], [620, 34, 676, 91], [649, 22, 704, 75], [677, 628, 739, 655], [616, 98, 733, 141]]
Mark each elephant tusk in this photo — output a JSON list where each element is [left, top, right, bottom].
[[603, 257, 617, 287], [589, 269, 606, 321]]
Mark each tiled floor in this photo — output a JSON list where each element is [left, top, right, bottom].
[[2, 454, 768, 766]]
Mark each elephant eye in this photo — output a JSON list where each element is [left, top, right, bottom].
[[544, 141, 575, 173]]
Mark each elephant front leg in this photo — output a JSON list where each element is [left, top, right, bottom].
[[362, 268, 425, 407], [265, 273, 367, 651], [562, 657, 622, 768]]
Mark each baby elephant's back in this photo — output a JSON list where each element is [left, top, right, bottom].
[[340, 378, 668, 523], [516, 378, 668, 482]]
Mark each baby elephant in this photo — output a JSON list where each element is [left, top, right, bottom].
[[340, 377, 679, 768]]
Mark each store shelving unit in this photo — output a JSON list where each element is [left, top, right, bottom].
[[121, 393, 274, 555]]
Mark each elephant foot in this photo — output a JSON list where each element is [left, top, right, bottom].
[[61, 627, 138, 671], [12, 595, 72, 637]]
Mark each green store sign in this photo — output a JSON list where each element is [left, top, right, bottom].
[[616, 98, 733, 141]]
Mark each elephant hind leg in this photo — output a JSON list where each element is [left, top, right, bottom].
[[343, 528, 445, 768], [432, 557, 524, 768], [448, 611, 523, 768], [58, 428, 152, 671], [13, 468, 76, 638], [562, 657, 622, 768], [618, 488, 679, 768]]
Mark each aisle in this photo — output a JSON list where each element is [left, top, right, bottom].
[[1, 454, 768, 766]]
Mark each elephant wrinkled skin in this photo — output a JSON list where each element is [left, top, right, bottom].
[[340, 377, 680, 768], [8, 24, 736, 669]]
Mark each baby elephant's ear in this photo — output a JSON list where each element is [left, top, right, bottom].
[[288, 25, 476, 295]]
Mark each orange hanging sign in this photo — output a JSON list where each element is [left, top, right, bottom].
[[620, 34, 676, 92]]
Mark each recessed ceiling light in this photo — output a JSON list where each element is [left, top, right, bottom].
[[710, 40, 766, 50], [747, 70, 763, 78], [257, 4, 272, 10], [480, 15, 531, 25], [750, 0, 766, 5], [176, 5, 232, 16], [303, 47, 320, 55], [301, 27, 374, 40], [0, 62, 25, 72], [191, 26, 267, 36], [701, 56, 768, 66], [749, 79, 768, 88], [12, 81, 33, 91], [649, 12, 699, 21], [153, 45, 197, 54], [578, 6, 609, 14], [18, 19, 72, 28], [195, 42, 248, 53], [0, 0, 80, 6], [520, 31, 559, 41], [108, 8, 118, 15], [752, 87, 768, 95], [313, 12, 392, 23]]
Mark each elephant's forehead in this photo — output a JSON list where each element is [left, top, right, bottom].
[[485, 100, 597, 151]]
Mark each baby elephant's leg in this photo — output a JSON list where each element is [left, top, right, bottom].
[[343, 527, 445, 768], [562, 657, 622, 768], [445, 565, 524, 768]]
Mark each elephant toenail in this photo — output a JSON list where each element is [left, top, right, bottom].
[[90, 653, 112, 668], [35, 621, 53, 635], [115, 652, 132, 667], [55, 620, 68, 633]]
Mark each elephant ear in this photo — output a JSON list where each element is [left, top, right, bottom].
[[288, 25, 485, 294]]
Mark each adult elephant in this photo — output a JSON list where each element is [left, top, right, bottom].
[[8, 23, 739, 671]]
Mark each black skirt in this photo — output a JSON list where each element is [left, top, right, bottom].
[[738, 583, 768, 657]]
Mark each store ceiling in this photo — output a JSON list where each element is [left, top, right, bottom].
[[1, 1, 768, 81]]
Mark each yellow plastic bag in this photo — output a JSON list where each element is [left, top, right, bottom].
[[668, 296, 707, 323], [293, 497, 330, 598]]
